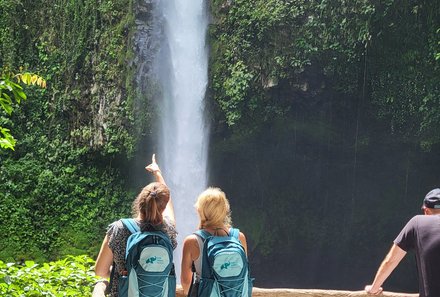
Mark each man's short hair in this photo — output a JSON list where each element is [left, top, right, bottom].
[[423, 188, 440, 209]]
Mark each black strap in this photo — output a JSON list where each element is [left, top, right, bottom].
[[213, 227, 230, 236], [187, 262, 196, 297], [106, 261, 116, 295]]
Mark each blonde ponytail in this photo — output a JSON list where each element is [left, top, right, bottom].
[[195, 187, 232, 229]]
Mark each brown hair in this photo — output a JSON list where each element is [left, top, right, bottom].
[[195, 187, 232, 229], [132, 182, 170, 225]]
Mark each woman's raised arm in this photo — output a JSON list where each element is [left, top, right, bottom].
[[145, 154, 175, 224]]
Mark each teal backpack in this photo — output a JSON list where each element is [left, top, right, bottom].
[[118, 218, 176, 297], [193, 228, 253, 297]]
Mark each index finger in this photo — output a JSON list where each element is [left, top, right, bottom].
[[152, 153, 156, 163]]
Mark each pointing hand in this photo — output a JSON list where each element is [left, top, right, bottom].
[[145, 154, 161, 173]]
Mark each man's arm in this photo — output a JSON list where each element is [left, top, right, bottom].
[[365, 243, 407, 295]]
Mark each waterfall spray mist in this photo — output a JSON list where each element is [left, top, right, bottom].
[[153, 0, 209, 281]]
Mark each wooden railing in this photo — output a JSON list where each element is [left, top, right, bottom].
[[175, 286, 418, 297]]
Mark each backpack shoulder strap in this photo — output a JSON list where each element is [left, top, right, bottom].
[[194, 229, 211, 241], [194, 230, 213, 279], [229, 227, 240, 239], [121, 218, 140, 234]]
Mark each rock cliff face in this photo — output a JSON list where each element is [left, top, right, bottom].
[[81, 0, 160, 152], [62, 0, 138, 153], [133, 0, 158, 92], [129, 0, 164, 144]]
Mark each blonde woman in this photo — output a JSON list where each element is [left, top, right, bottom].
[[180, 187, 249, 297]]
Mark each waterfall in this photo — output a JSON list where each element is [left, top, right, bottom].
[[153, 0, 209, 280]]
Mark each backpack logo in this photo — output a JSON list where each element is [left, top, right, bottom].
[[139, 247, 169, 272], [146, 256, 157, 264], [220, 262, 230, 270], [213, 253, 243, 277]]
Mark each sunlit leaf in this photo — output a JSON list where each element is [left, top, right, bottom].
[[25, 261, 36, 268], [12, 88, 27, 102], [21, 73, 31, 85], [0, 127, 15, 150], [31, 74, 38, 85], [0, 100, 13, 115], [1, 93, 12, 104]]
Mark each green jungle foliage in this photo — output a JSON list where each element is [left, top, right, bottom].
[[0, 255, 96, 296], [209, 0, 375, 126], [0, 152, 131, 261], [209, 0, 440, 146], [0, 0, 138, 262]]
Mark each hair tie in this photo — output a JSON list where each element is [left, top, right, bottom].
[[150, 191, 157, 199]]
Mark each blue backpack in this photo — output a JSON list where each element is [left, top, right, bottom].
[[194, 228, 253, 297], [118, 218, 176, 297]]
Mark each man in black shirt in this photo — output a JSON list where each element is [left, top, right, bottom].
[[365, 188, 440, 297]]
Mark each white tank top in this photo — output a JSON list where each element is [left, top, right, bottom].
[[193, 235, 204, 283]]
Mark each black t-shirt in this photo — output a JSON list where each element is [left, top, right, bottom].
[[394, 215, 440, 297]]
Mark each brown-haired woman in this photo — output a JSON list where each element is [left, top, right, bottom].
[[180, 187, 248, 296], [93, 154, 177, 297]]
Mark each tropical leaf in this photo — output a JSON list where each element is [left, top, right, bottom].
[[0, 99, 13, 115], [0, 127, 16, 150], [0, 70, 46, 150], [16, 73, 46, 88]]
